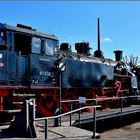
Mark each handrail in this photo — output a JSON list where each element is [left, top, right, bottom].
[[61, 95, 140, 103], [29, 95, 140, 139], [30, 100, 101, 139], [33, 104, 101, 121]]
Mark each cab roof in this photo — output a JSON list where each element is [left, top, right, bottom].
[[0, 23, 58, 40]]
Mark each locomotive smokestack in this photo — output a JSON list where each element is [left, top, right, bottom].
[[94, 18, 104, 58], [98, 18, 100, 51], [114, 50, 123, 61]]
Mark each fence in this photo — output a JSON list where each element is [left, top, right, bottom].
[[25, 95, 140, 139], [25, 99, 101, 139]]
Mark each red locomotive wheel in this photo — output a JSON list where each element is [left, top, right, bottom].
[[36, 94, 58, 116]]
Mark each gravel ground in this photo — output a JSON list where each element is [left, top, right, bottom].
[[100, 121, 140, 139]]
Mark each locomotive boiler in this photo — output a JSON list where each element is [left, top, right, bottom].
[[0, 18, 138, 118]]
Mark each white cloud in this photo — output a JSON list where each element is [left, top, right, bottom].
[[101, 37, 112, 43]]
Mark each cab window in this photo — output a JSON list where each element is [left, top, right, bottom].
[[32, 37, 41, 54], [15, 33, 31, 55], [7, 32, 13, 51], [0, 31, 6, 45], [45, 39, 58, 55]]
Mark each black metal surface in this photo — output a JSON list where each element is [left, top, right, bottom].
[[30, 54, 57, 86], [61, 58, 114, 88], [8, 52, 29, 85], [0, 50, 114, 88]]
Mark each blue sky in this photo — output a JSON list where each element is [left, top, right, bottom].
[[1, 1, 140, 60]]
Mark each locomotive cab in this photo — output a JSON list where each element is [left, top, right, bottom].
[[0, 23, 59, 86]]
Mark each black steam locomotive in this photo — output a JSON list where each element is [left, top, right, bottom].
[[0, 19, 138, 117]]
